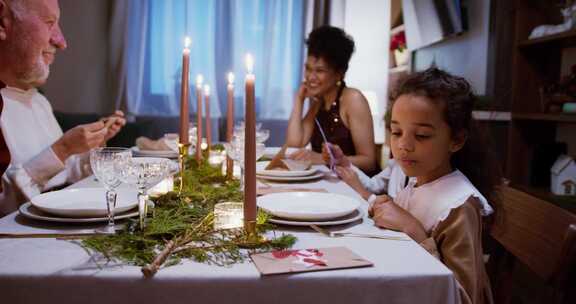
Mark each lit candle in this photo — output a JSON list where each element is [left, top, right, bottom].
[[204, 84, 211, 152], [244, 53, 257, 225], [226, 72, 235, 179], [179, 37, 191, 146], [195, 74, 204, 161]]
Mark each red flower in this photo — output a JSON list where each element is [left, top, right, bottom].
[[390, 32, 406, 52]]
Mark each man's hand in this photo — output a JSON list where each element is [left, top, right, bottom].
[[52, 121, 108, 162], [102, 110, 126, 142]]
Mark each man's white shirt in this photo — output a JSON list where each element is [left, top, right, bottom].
[[0, 86, 91, 216]]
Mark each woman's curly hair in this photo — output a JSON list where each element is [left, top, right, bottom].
[[306, 26, 355, 73]]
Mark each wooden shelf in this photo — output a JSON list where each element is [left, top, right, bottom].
[[389, 65, 409, 74], [391, 25, 405, 35], [518, 30, 576, 50], [511, 184, 576, 214], [512, 112, 576, 123], [472, 111, 511, 122]]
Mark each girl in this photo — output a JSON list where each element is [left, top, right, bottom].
[[329, 68, 501, 304]]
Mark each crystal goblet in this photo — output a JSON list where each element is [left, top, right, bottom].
[[90, 147, 132, 233], [116, 157, 172, 230], [224, 139, 265, 189]]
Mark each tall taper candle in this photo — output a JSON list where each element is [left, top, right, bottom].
[[179, 37, 191, 145], [195, 74, 204, 161], [204, 84, 211, 152], [244, 54, 256, 225], [226, 72, 235, 179]]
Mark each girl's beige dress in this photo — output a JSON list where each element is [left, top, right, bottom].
[[394, 170, 494, 304]]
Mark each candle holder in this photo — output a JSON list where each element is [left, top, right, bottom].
[[177, 143, 191, 194], [239, 219, 266, 247], [214, 202, 244, 230]]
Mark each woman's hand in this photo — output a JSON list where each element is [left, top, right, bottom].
[[372, 199, 428, 242], [288, 148, 324, 164], [296, 82, 310, 103]]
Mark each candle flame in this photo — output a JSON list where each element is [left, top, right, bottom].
[[245, 53, 254, 74], [184, 36, 192, 48], [227, 72, 235, 85], [196, 74, 204, 87], [204, 84, 210, 96]]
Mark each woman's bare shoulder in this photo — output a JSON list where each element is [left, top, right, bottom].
[[341, 87, 370, 111]]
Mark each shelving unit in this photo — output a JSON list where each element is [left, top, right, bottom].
[[505, 0, 576, 208]]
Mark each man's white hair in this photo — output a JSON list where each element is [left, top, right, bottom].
[[6, 0, 26, 20]]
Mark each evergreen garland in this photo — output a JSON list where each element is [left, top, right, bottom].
[[81, 156, 296, 277]]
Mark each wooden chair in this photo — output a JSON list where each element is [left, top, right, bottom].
[[488, 186, 576, 304]]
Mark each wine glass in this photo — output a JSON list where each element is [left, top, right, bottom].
[[163, 123, 198, 154], [116, 157, 173, 230], [224, 138, 265, 189], [256, 129, 270, 143], [90, 147, 132, 233]]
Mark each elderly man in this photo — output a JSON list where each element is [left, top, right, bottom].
[[0, 0, 126, 216]]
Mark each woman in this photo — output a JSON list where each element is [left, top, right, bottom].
[[285, 26, 376, 173]]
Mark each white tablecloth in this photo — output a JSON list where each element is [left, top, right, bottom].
[[0, 172, 460, 304]]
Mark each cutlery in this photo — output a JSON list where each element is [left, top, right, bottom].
[[310, 224, 410, 241], [314, 118, 336, 172]]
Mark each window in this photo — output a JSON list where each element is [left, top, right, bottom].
[[135, 0, 305, 119]]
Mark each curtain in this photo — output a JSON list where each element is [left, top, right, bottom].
[[109, 0, 306, 125]]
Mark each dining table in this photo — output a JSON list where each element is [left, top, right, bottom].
[[0, 165, 461, 304]]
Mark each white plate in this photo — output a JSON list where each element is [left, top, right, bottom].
[[257, 192, 361, 220], [131, 146, 178, 158], [269, 209, 363, 226], [263, 147, 299, 159], [30, 188, 139, 217], [19, 202, 138, 223], [256, 161, 317, 177], [257, 172, 325, 182]]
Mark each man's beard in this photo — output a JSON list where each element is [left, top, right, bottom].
[[18, 55, 50, 87]]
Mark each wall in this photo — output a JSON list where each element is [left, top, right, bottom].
[[411, 0, 491, 94], [43, 0, 112, 114], [342, 0, 390, 144]]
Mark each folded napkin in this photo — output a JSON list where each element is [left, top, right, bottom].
[[136, 136, 171, 151], [257, 187, 327, 196], [265, 146, 311, 171]]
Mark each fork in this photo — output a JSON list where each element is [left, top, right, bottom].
[[309, 224, 410, 241]]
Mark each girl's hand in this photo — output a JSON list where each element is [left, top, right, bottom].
[[288, 148, 324, 164], [322, 143, 350, 167], [367, 194, 391, 217], [335, 165, 363, 190], [372, 199, 428, 242]]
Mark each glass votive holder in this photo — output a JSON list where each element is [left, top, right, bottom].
[[214, 202, 244, 230], [208, 150, 226, 167], [148, 176, 174, 197]]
